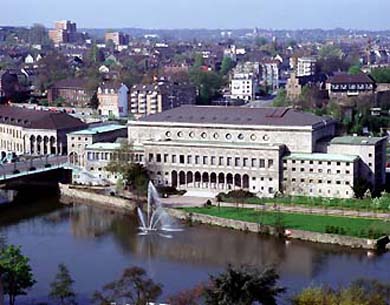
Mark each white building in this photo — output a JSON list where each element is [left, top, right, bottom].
[[296, 57, 317, 77], [230, 73, 257, 101], [97, 82, 129, 118]]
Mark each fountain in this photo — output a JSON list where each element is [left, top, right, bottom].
[[137, 181, 182, 238]]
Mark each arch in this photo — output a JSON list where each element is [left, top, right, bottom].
[[218, 173, 225, 184], [234, 174, 242, 188], [30, 135, 35, 154], [36, 135, 42, 155], [171, 171, 178, 187], [226, 173, 233, 185], [43, 136, 49, 155], [50, 136, 56, 154], [210, 172, 217, 183], [195, 171, 201, 182], [243, 174, 250, 189], [179, 171, 186, 186], [202, 172, 209, 183], [186, 172, 194, 184], [69, 152, 78, 165]]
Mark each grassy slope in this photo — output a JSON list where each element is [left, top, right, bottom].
[[184, 207, 390, 239]]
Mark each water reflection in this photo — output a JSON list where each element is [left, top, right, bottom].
[[0, 199, 389, 303]]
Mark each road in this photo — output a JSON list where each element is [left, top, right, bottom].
[[0, 155, 68, 180]]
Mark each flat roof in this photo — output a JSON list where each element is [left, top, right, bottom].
[[284, 153, 359, 163], [330, 136, 387, 146], [86, 143, 122, 150], [69, 124, 126, 135]]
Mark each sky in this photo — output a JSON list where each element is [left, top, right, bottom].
[[2, 0, 390, 30]]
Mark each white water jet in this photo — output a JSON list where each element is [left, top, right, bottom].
[[137, 181, 182, 237]]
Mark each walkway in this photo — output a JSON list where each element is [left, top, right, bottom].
[[161, 196, 390, 220]]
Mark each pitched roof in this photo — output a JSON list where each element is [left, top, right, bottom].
[[327, 72, 375, 84], [0, 105, 87, 130], [139, 105, 335, 128], [51, 78, 89, 89]]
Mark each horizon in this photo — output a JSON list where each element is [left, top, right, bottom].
[[2, 0, 390, 31]]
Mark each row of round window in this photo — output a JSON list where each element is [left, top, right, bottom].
[[165, 131, 270, 142]]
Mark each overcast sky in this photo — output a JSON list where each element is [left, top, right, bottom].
[[2, 0, 390, 30]]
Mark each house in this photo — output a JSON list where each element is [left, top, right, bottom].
[[326, 72, 375, 99], [97, 82, 129, 118]]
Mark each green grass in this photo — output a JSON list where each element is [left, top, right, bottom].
[[184, 207, 390, 239], [220, 195, 390, 212]]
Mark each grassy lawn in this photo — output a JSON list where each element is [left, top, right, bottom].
[[220, 195, 390, 212], [184, 207, 390, 239]]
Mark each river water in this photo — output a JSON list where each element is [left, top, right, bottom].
[[0, 195, 389, 304]]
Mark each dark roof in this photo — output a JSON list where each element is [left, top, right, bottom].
[[0, 105, 87, 130], [51, 78, 89, 89], [139, 106, 335, 127], [327, 72, 375, 84]]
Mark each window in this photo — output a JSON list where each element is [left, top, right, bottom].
[[156, 154, 161, 163], [346, 170, 350, 174], [201, 132, 207, 139], [177, 131, 183, 138], [219, 156, 224, 166], [300, 168, 304, 172], [149, 153, 154, 162], [227, 157, 232, 166], [211, 156, 216, 165], [337, 162, 341, 166], [195, 155, 200, 164], [180, 155, 185, 164], [165, 131, 171, 138], [164, 154, 169, 163], [300, 179, 305, 183], [369, 153, 373, 158], [203, 156, 208, 165], [259, 159, 265, 168], [172, 155, 177, 163], [187, 155, 192, 164], [226, 133, 232, 140], [251, 158, 256, 167], [292, 168, 296, 172], [243, 158, 248, 167], [327, 169, 331, 174], [268, 159, 274, 168], [189, 131, 195, 138], [235, 157, 240, 167], [238, 133, 244, 140]]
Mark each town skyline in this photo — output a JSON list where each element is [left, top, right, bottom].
[[3, 0, 390, 30]]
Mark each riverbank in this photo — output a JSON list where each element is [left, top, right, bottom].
[[58, 184, 389, 250], [59, 183, 137, 212], [168, 208, 389, 250]]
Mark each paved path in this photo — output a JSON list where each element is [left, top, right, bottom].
[[161, 196, 390, 220]]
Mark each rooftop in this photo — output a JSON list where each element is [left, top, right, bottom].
[[139, 106, 335, 128], [327, 72, 375, 84], [0, 105, 86, 130], [69, 124, 126, 136], [86, 142, 122, 151], [284, 153, 359, 163], [330, 136, 387, 146]]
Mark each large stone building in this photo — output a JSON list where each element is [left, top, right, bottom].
[[122, 106, 387, 198], [0, 105, 86, 158]]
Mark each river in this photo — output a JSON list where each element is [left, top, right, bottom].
[[0, 195, 389, 304]]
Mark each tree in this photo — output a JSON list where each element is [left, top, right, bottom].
[[220, 57, 235, 76], [189, 68, 223, 104], [292, 279, 390, 305], [272, 88, 291, 107], [352, 177, 371, 199], [92, 266, 162, 305], [348, 65, 362, 75], [49, 264, 76, 305], [370, 67, 390, 83], [0, 245, 36, 305], [167, 283, 206, 305], [204, 265, 285, 305]]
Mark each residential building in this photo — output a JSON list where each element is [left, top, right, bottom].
[[49, 20, 80, 44], [67, 124, 127, 166], [47, 79, 95, 107], [105, 32, 129, 46], [261, 61, 279, 91], [296, 57, 317, 77], [130, 82, 196, 118], [97, 82, 129, 118], [326, 72, 375, 99], [0, 105, 86, 157], [230, 73, 257, 101]]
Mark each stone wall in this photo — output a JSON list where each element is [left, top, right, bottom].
[[59, 183, 137, 211], [167, 209, 380, 250]]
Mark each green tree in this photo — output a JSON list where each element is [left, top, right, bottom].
[[193, 53, 204, 69], [189, 69, 222, 104], [272, 88, 291, 107], [204, 265, 285, 305], [370, 67, 390, 83], [92, 266, 162, 305], [0, 245, 36, 305], [220, 57, 235, 76], [348, 65, 362, 75], [49, 264, 76, 305], [352, 177, 371, 199]]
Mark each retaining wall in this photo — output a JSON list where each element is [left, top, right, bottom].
[[167, 209, 381, 250]]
